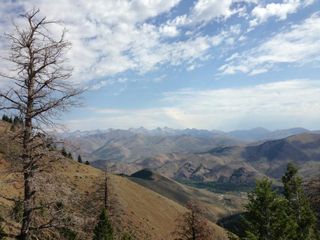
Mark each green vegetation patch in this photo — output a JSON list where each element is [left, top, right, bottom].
[[176, 179, 257, 193]]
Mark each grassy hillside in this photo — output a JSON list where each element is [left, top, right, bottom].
[[111, 173, 228, 239], [0, 121, 229, 239]]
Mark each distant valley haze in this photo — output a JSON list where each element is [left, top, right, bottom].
[[61, 126, 315, 141]]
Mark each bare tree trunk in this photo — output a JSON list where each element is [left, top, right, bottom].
[[104, 170, 108, 210], [20, 171, 33, 240], [20, 94, 34, 240]]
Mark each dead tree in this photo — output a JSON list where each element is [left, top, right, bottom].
[[173, 201, 213, 240], [0, 9, 81, 240], [104, 167, 109, 210]]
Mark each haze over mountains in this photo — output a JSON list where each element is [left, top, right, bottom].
[[62, 126, 311, 142], [61, 127, 320, 186], [61, 126, 314, 161]]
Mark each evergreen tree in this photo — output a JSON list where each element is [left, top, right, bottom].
[[77, 155, 83, 163], [243, 178, 295, 240], [282, 163, 318, 240], [67, 152, 73, 159], [93, 209, 113, 240], [61, 147, 68, 157]]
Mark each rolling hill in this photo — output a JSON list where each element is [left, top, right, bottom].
[[60, 127, 316, 179], [103, 133, 320, 185], [62, 128, 243, 163], [228, 127, 310, 141]]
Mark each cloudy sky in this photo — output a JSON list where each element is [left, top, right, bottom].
[[0, 0, 320, 131]]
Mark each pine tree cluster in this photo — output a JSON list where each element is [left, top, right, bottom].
[[1, 114, 23, 125], [242, 163, 318, 240], [1, 114, 12, 123]]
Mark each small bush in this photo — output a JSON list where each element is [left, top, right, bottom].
[[59, 227, 77, 240], [121, 232, 136, 240], [11, 199, 23, 222]]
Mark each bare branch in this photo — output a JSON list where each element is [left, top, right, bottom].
[[0, 193, 19, 203]]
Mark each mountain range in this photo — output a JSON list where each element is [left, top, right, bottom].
[[61, 126, 314, 162], [61, 127, 320, 187], [123, 133, 320, 184], [62, 126, 312, 142]]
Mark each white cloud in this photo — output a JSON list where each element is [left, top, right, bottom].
[[162, 79, 320, 130], [0, 0, 181, 83], [159, 25, 179, 37], [249, 0, 314, 27], [220, 13, 320, 75], [190, 0, 234, 23], [89, 78, 129, 91], [167, 0, 257, 28], [0, 0, 249, 85], [65, 79, 320, 130]]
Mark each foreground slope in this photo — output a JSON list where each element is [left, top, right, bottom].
[[110, 172, 228, 239]]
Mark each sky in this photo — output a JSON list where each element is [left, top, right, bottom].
[[0, 0, 320, 131]]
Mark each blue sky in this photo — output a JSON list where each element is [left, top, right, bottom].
[[1, 0, 320, 131]]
